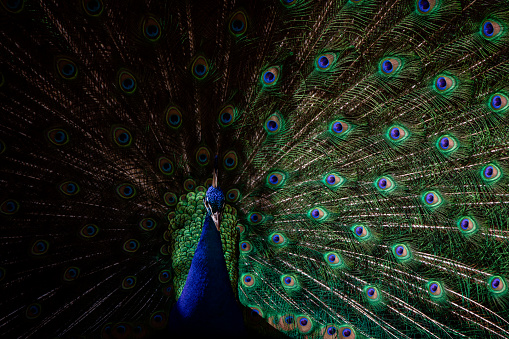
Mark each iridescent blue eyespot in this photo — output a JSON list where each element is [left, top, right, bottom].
[[488, 275, 506, 294], [327, 326, 336, 335], [264, 71, 275, 83], [143, 16, 161, 41], [392, 244, 411, 261], [422, 190, 442, 207], [261, 67, 280, 86], [319, 56, 329, 68], [386, 125, 411, 143], [481, 163, 501, 182], [191, 57, 209, 79]]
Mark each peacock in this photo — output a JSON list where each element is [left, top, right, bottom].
[[1, 0, 509, 337]]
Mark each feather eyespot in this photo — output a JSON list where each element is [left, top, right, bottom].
[[248, 212, 263, 224], [63, 266, 80, 282], [269, 232, 286, 246], [191, 56, 209, 79], [278, 315, 297, 331], [237, 224, 245, 234], [158, 270, 171, 283], [157, 156, 174, 175], [47, 129, 69, 146], [265, 114, 282, 134], [123, 239, 139, 253], [352, 224, 371, 240], [250, 307, 263, 317], [59, 181, 79, 196], [31, 240, 49, 255], [281, 275, 297, 289], [417, 0, 436, 14], [422, 190, 442, 207], [281, 0, 297, 6], [112, 127, 132, 147], [330, 120, 351, 137], [223, 151, 238, 170], [489, 93, 508, 112], [122, 276, 136, 289], [150, 311, 168, 329], [26, 304, 41, 319], [434, 75, 455, 92], [165, 106, 182, 129], [164, 192, 177, 206], [219, 105, 236, 127], [437, 135, 458, 153], [481, 163, 502, 183], [1, 0, 24, 13], [57, 58, 78, 79], [226, 189, 240, 202], [338, 325, 356, 338], [426, 281, 444, 298], [308, 207, 328, 221], [241, 273, 255, 287], [297, 316, 313, 333], [375, 176, 395, 192], [392, 244, 411, 261], [118, 70, 137, 94], [261, 67, 280, 86], [1, 199, 19, 215], [316, 54, 336, 71], [481, 20, 502, 39], [365, 286, 381, 302], [229, 10, 247, 36], [139, 218, 156, 231], [162, 285, 173, 296], [80, 224, 98, 238], [267, 171, 285, 187], [380, 58, 401, 75], [183, 179, 196, 191], [143, 16, 161, 42], [457, 217, 477, 235], [240, 241, 252, 253], [82, 0, 103, 16], [117, 183, 136, 199], [325, 251, 342, 267], [195, 147, 210, 166], [488, 276, 507, 294], [324, 173, 344, 188], [387, 125, 409, 142]]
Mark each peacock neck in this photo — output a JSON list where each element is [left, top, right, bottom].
[[167, 213, 245, 336]]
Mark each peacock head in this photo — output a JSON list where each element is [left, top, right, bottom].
[[203, 155, 225, 231]]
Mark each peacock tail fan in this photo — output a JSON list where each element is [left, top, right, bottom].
[[1, 0, 509, 338]]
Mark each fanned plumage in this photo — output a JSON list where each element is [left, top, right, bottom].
[[1, 0, 509, 338]]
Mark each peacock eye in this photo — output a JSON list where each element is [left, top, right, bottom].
[[164, 192, 177, 206], [112, 127, 132, 147], [59, 181, 79, 196], [183, 179, 196, 191], [488, 276, 507, 294], [422, 190, 442, 207], [481, 163, 501, 182], [352, 224, 370, 240], [392, 244, 411, 261], [236, 224, 245, 234], [123, 239, 139, 253], [241, 273, 255, 287], [63, 266, 80, 281], [330, 120, 351, 137], [219, 105, 236, 127], [139, 218, 156, 231], [26, 304, 41, 319], [80, 224, 98, 238], [31, 240, 49, 255], [267, 171, 285, 187], [426, 281, 443, 297], [316, 53, 336, 70], [57, 58, 78, 79], [457, 217, 477, 235], [223, 151, 238, 170], [365, 286, 380, 301], [47, 128, 69, 146], [481, 20, 502, 39], [416, 0, 436, 14], [281, 0, 297, 6], [339, 325, 355, 338], [325, 251, 342, 267], [150, 311, 167, 329], [143, 16, 161, 42], [82, 0, 103, 16], [240, 241, 252, 253], [195, 147, 210, 166], [376, 176, 395, 192], [2, 0, 24, 13], [308, 207, 328, 221], [229, 10, 247, 36], [157, 156, 174, 175], [379, 58, 401, 75], [118, 70, 137, 94], [281, 274, 297, 289], [387, 125, 409, 143], [162, 285, 173, 296], [296, 316, 313, 333], [489, 93, 508, 112], [265, 113, 282, 134], [158, 270, 171, 283], [437, 135, 459, 153], [261, 66, 280, 86], [435, 75, 455, 92], [324, 173, 344, 188], [191, 56, 209, 79], [1, 199, 19, 215], [226, 189, 240, 202], [117, 183, 136, 199], [269, 232, 286, 246], [165, 106, 183, 129]]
